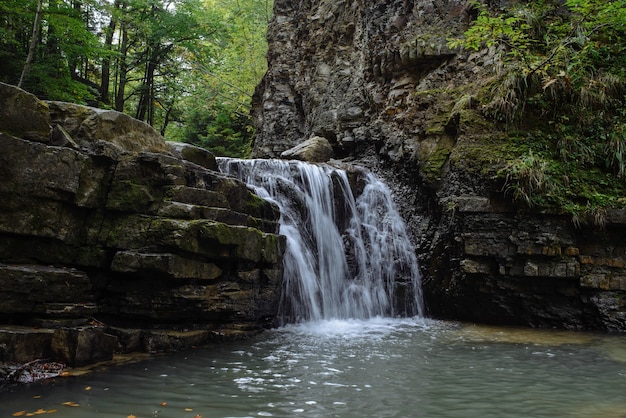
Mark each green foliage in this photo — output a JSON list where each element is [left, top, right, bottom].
[[450, 0, 626, 223], [0, 0, 272, 158], [165, 0, 273, 157], [448, 2, 533, 59], [181, 102, 254, 157], [501, 150, 554, 207]]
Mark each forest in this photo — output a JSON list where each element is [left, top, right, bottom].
[[0, 0, 272, 157]]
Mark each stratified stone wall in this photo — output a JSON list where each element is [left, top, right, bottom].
[[0, 83, 285, 365], [424, 197, 626, 331], [253, 0, 626, 331]]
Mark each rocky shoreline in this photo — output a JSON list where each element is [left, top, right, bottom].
[[0, 82, 286, 371]]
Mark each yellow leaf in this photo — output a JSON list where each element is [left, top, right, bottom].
[[127, 415, 136, 418], [33, 395, 41, 399], [84, 386, 91, 391], [184, 408, 193, 412], [160, 401, 168, 407], [34, 410, 47, 415], [12, 411, 26, 417]]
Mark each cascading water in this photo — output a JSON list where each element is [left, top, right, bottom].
[[218, 158, 424, 324]]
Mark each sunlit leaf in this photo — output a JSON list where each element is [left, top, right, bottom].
[[11, 411, 26, 417]]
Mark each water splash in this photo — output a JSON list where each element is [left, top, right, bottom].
[[218, 158, 423, 324]]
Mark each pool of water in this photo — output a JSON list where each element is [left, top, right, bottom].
[[1, 318, 625, 417]]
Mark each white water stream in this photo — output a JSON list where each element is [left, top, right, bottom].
[[217, 158, 424, 323]]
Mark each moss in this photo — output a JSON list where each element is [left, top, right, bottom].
[[450, 135, 525, 177], [106, 180, 158, 213], [245, 193, 278, 221], [425, 125, 446, 136], [261, 233, 285, 265], [420, 146, 452, 184]]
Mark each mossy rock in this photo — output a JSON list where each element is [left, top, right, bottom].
[[420, 147, 452, 184]]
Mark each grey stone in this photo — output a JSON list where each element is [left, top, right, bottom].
[[280, 136, 335, 162]]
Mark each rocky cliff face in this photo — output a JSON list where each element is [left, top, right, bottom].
[[0, 83, 285, 366], [253, 0, 626, 331]]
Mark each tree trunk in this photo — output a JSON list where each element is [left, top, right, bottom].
[[100, 0, 120, 104], [18, 0, 44, 88], [136, 49, 157, 124], [115, 21, 129, 112]]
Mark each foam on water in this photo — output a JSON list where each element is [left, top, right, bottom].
[[277, 316, 431, 340]]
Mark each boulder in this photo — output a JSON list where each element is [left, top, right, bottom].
[[167, 142, 218, 171], [50, 327, 118, 367], [280, 136, 335, 162], [47, 101, 170, 154], [0, 82, 51, 143], [0, 326, 54, 362]]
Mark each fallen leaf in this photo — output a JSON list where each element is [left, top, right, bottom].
[[61, 402, 79, 407], [33, 410, 46, 415], [160, 401, 168, 407], [84, 386, 91, 391], [33, 395, 41, 399], [184, 408, 193, 412], [194, 414, 202, 418], [127, 415, 136, 418], [11, 411, 26, 417], [59, 371, 71, 377]]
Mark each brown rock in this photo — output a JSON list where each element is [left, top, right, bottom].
[[47, 101, 170, 154], [0, 83, 51, 142], [280, 136, 335, 162], [51, 327, 118, 367]]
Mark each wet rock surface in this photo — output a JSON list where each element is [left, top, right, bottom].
[[253, 0, 626, 331], [0, 83, 286, 369]]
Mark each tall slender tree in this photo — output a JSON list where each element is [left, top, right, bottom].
[[18, 0, 43, 88]]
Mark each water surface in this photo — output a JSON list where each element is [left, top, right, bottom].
[[2, 318, 625, 417]]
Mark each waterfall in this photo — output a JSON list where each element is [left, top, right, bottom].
[[218, 158, 424, 324]]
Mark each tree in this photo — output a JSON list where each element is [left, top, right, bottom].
[[18, 0, 43, 88], [169, 0, 274, 157], [0, 0, 273, 157]]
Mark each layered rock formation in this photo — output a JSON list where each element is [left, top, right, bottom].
[[0, 83, 285, 366], [252, 0, 626, 331]]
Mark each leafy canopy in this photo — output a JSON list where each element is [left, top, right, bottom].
[[0, 0, 273, 158]]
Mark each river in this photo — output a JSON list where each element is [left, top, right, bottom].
[[2, 318, 626, 417]]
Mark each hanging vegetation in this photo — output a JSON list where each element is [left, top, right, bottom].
[[448, 0, 626, 223]]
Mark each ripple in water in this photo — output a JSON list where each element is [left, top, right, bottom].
[[2, 318, 626, 418]]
